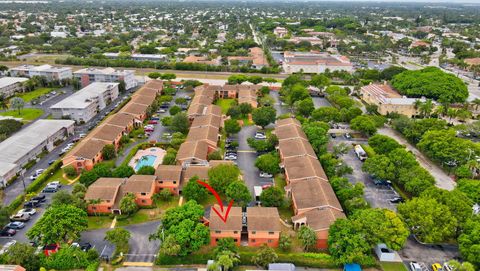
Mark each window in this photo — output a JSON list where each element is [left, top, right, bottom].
[[108, 207, 111, 210], [252, 231, 256, 234], [251, 239, 256, 243], [268, 232, 274, 235], [141, 192, 146, 196], [234, 239, 237, 242], [159, 181, 163, 184], [173, 181, 177, 184], [215, 231, 221, 234], [234, 231, 238, 234]]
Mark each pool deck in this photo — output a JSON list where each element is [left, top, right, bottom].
[[129, 147, 166, 172]]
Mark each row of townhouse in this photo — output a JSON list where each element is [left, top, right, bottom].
[[274, 118, 345, 249], [227, 47, 269, 70], [9, 65, 137, 90], [207, 206, 282, 247], [84, 160, 235, 214], [62, 80, 164, 173]]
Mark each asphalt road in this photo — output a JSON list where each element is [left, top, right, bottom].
[[80, 220, 161, 262]]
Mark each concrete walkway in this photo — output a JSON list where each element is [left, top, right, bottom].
[[378, 127, 456, 191]]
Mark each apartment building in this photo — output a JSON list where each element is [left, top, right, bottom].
[[155, 165, 183, 195], [50, 82, 119, 123], [275, 118, 345, 249], [85, 175, 156, 214], [227, 47, 269, 70], [273, 27, 288, 38], [359, 83, 428, 118], [63, 80, 163, 173], [208, 206, 243, 246], [0, 120, 75, 186], [282, 51, 353, 74], [0, 77, 28, 97], [103, 52, 168, 62], [73, 67, 137, 90], [9, 64, 72, 82]]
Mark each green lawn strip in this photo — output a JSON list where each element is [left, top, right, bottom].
[[16, 87, 57, 102], [87, 216, 113, 230], [0, 108, 44, 121], [215, 98, 236, 114], [380, 262, 408, 271]]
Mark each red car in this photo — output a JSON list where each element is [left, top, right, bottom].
[[148, 120, 158, 124]]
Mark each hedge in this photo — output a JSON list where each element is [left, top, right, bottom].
[[7, 194, 25, 214], [156, 250, 339, 268], [361, 144, 376, 158], [26, 160, 63, 193]]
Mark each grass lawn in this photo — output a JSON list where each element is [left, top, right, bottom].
[[87, 216, 113, 230], [0, 108, 44, 122], [47, 168, 70, 185], [16, 87, 57, 102], [116, 209, 162, 227], [380, 262, 408, 271], [215, 98, 236, 114]]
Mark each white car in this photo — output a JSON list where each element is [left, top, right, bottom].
[[224, 154, 238, 160], [0, 240, 16, 255], [159, 108, 167, 113], [35, 169, 45, 175], [29, 175, 37, 181], [259, 172, 273, 178], [409, 262, 422, 271], [254, 132, 267, 139], [17, 208, 36, 216], [47, 181, 61, 188]]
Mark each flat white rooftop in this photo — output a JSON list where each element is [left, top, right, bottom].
[[0, 77, 28, 89], [0, 119, 74, 166], [50, 82, 118, 109]]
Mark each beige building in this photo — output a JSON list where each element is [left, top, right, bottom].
[[360, 83, 430, 118]]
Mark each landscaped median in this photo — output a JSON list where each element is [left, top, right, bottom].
[[0, 108, 44, 122]]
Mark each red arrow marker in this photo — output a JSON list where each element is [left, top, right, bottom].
[[197, 180, 234, 223]]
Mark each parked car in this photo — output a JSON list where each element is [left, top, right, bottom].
[[10, 213, 30, 222], [158, 108, 167, 113], [18, 208, 36, 216], [373, 179, 391, 186], [48, 160, 56, 165], [330, 133, 337, 138], [79, 133, 86, 138], [254, 132, 267, 139], [259, 172, 273, 178], [224, 153, 238, 160], [344, 133, 352, 139], [71, 242, 92, 252], [162, 133, 172, 139], [29, 175, 37, 181], [389, 197, 405, 204], [151, 117, 160, 121], [31, 195, 46, 202], [24, 200, 41, 208], [0, 240, 17, 254], [0, 228, 16, 237], [6, 222, 25, 229], [225, 138, 235, 144], [48, 181, 61, 188], [148, 120, 158, 124], [432, 263, 443, 271], [42, 186, 58, 193]]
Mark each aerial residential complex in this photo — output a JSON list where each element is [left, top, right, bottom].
[[73, 67, 137, 90], [50, 82, 120, 123], [9, 64, 73, 82], [0, 119, 75, 186]]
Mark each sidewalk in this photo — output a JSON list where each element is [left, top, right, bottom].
[[378, 127, 456, 191]]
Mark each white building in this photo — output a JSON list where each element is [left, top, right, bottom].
[[50, 82, 119, 123], [0, 119, 75, 186], [9, 64, 72, 82], [74, 67, 137, 90], [282, 51, 354, 74], [0, 77, 28, 98], [273, 27, 288, 38], [103, 52, 168, 62]]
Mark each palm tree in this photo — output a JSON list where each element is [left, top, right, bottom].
[[471, 98, 480, 111], [447, 108, 457, 123], [419, 99, 434, 118], [414, 99, 423, 118], [466, 160, 479, 178], [434, 105, 445, 117]]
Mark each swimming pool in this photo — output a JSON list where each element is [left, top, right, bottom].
[[135, 155, 157, 171]]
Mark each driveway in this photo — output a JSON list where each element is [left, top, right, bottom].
[[80, 220, 161, 263], [378, 127, 456, 191], [400, 236, 460, 269], [270, 91, 289, 116]]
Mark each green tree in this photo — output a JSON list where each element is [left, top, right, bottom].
[[397, 197, 457, 243], [160, 235, 181, 256], [368, 134, 403, 154], [63, 165, 77, 178], [238, 103, 253, 116], [5, 242, 40, 271], [328, 219, 373, 265], [79, 170, 100, 186], [101, 144, 116, 160], [252, 106, 276, 129], [112, 165, 135, 178], [259, 186, 284, 207], [160, 73, 177, 80], [312, 107, 340, 123], [255, 153, 281, 174], [350, 115, 378, 136], [287, 83, 310, 105], [252, 244, 278, 268], [224, 119, 241, 135], [217, 250, 240, 271], [120, 193, 138, 215], [170, 112, 190, 134], [295, 98, 315, 117], [279, 234, 292, 252], [136, 165, 155, 175], [10, 97, 25, 114], [310, 74, 331, 87], [447, 260, 476, 271], [298, 226, 317, 251], [362, 155, 395, 180], [208, 164, 240, 194], [458, 219, 480, 268], [226, 181, 252, 207], [169, 105, 182, 115], [105, 227, 131, 255], [456, 179, 480, 203], [27, 204, 88, 244]]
